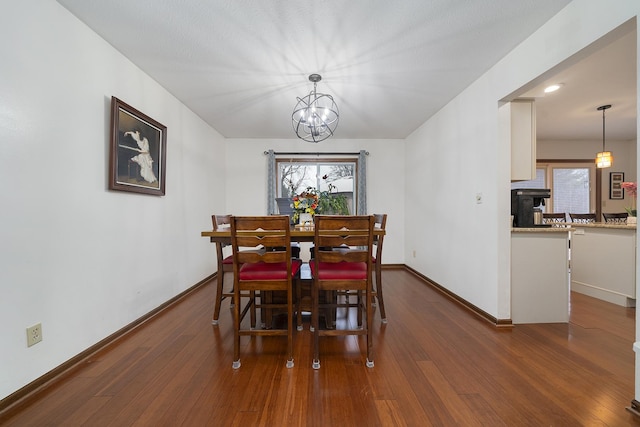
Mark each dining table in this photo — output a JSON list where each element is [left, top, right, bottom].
[[201, 224, 385, 243]]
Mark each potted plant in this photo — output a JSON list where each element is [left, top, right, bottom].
[[621, 181, 637, 224], [317, 182, 349, 215]]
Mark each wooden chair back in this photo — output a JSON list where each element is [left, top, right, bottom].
[[569, 213, 597, 223], [542, 212, 566, 226], [602, 212, 629, 223]]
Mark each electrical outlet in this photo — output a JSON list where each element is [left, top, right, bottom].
[[412, 250, 416, 258], [27, 323, 42, 347]]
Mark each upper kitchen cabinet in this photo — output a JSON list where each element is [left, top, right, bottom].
[[503, 99, 536, 181]]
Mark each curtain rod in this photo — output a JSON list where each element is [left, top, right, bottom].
[[264, 151, 368, 156]]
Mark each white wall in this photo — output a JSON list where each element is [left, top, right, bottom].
[[405, 1, 640, 321], [224, 138, 405, 265], [0, 1, 224, 400], [538, 139, 637, 213]]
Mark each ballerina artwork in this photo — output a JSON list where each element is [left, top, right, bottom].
[[120, 130, 157, 183], [109, 97, 166, 196]]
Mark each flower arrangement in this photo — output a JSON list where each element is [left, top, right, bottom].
[[291, 187, 319, 223], [621, 181, 637, 217]]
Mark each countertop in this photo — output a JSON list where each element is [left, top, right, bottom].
[[566, 222, 636, 230], [511, 226, 574, 233], [512, 222, 636, 232]]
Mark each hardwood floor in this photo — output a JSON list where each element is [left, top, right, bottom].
[[2, 269, 639, 426]]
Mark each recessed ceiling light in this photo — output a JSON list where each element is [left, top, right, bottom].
[[544, 83, 563, 93]]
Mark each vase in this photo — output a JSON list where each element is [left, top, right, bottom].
[[627, 216, 637, 225]]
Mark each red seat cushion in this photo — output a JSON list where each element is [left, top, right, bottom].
[[222, 255, 234, 264], [239, 259, 302, 280], [309, 261, 368, 280]]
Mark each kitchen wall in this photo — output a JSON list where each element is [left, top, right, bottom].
[[538, 138, 638, 213], [0, 0, 223, 400]]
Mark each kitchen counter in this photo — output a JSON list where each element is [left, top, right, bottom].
[[569, 223, 636, 307], [511, 226, 574, 233], [511, 228, 571, 324], [563, 222, 635, 230]]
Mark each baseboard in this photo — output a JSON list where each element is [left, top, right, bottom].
[[626, 399, 640, 418], [0, 274, 215, 421], [403, 265, 513, 329], [381, 263, 405, 270], [571, 280, 635, 307]]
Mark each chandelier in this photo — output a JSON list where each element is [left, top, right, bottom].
[[595, 104, 613, 168], [292, 74, 339, 143]]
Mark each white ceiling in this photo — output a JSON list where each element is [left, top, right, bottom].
[[55, 0, 635, 142], [520, 24, 637, 141]]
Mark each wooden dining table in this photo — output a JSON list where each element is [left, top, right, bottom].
[[201, 224, 385, 243]]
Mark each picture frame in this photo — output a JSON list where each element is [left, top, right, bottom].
[[610, 171, 624, 200], [299, 213, 313, 225], [109, 97, 167, 196]]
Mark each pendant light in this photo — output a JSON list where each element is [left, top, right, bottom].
[[292, 74, 339, 143], [595, 104, 612, 168]]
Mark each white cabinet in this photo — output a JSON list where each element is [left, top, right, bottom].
[[506, 99, 536, 181], [511, 229, 571, 324], [570, 225, 636, 307]]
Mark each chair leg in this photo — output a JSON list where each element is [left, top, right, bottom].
[[375, 264, 387, 323], [286, 287, 294, 368], [250, 290, 257, 329], [232, 288, 241, 369], [312, 283, 320, 369], [296, 278, 303, 331], [357, 290, 363, 328], [366, 287, 374, 368], [212, 269, 225, 325]]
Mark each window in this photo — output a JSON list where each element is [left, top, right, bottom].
[[276, 159, 357, 214], [551, 167, 592, 215]]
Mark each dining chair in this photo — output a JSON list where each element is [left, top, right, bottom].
[[602, 212, 629, 223], [542, 212, 567, 227], [309, 215, 375, 369], [229, 215, 302, 369], [569, 213, 597, 223], [372, 213, 388, 322], [211, 215, 234, 325]]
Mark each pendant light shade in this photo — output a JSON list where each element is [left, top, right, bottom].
[[292, 74, 339, 143], [595, 151, 613, 168], [595, 104, 612, 168]]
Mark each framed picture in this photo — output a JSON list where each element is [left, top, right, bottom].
[[299, 213, 313, 225], [610, 172, 624, 200], [109, 97, 167, 196]]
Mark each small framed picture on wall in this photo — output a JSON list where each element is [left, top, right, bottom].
[[610, 172, 624, 199]]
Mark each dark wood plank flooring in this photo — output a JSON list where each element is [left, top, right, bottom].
[[2, 269, 639, 426]]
